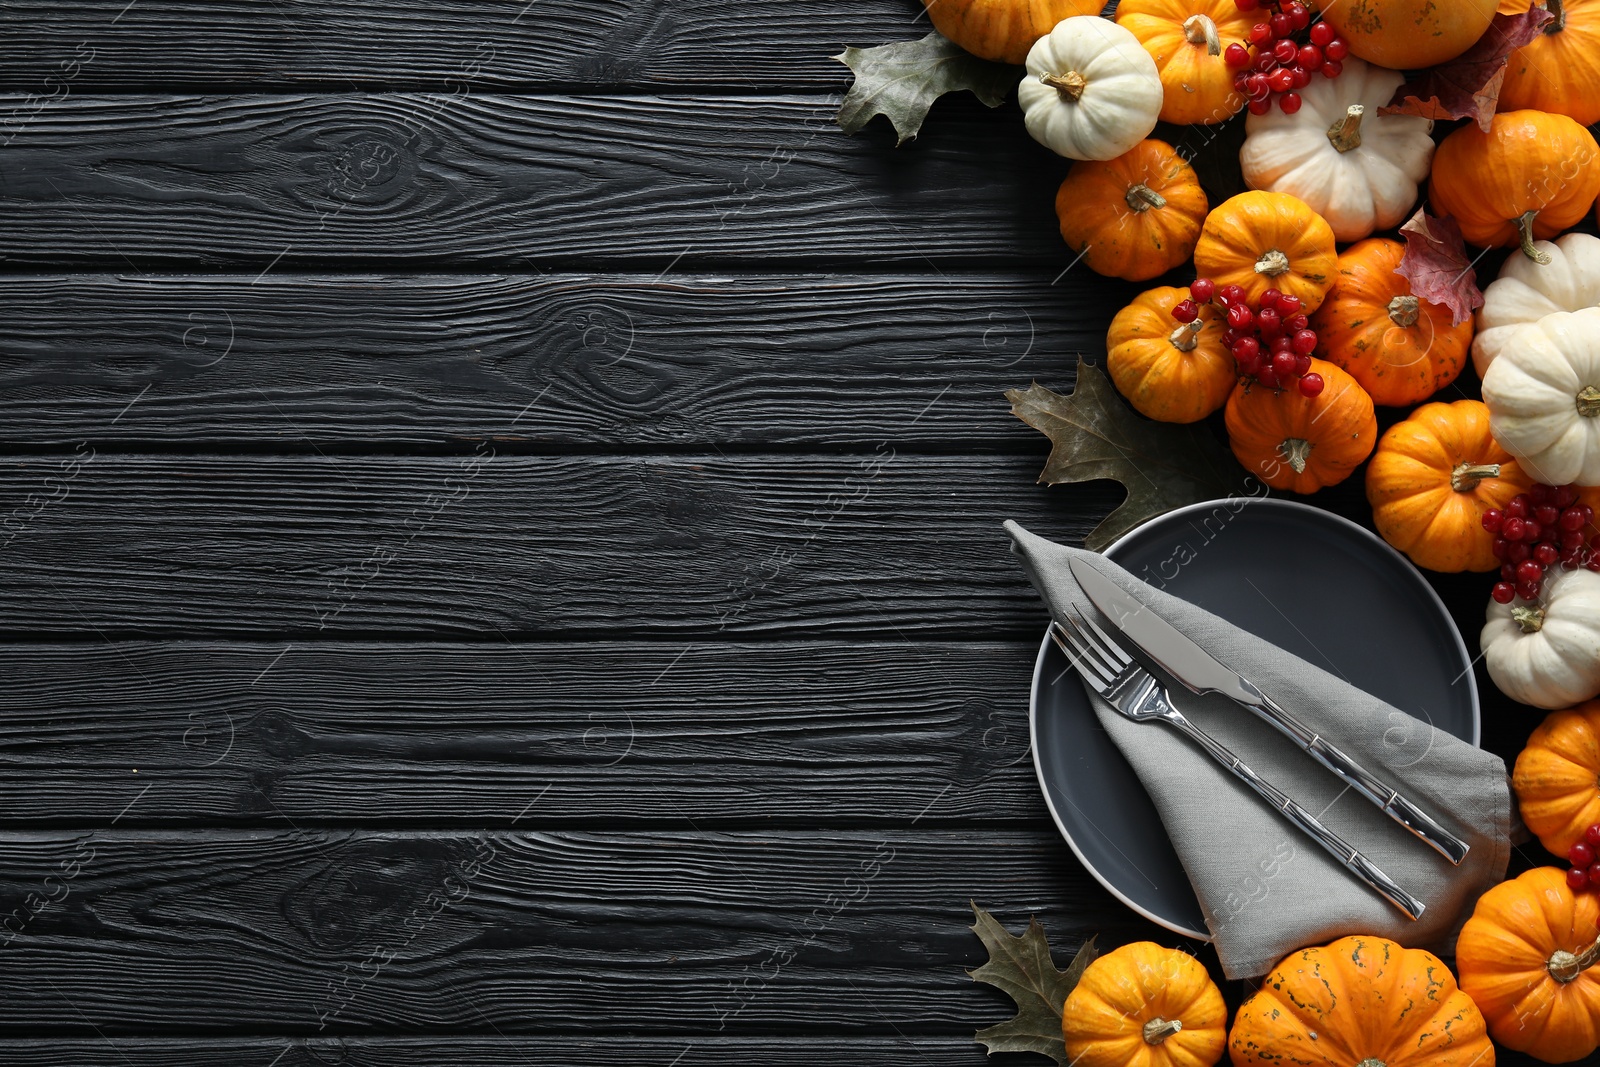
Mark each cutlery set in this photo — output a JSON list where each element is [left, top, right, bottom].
[[1058, 556, 1470, 921]]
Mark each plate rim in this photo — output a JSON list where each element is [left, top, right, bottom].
[[1026, 496, 1482, 940]]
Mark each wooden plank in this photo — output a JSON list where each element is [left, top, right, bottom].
[[0, 829, 1159, 1032], [0, 271, 1122, 448], [0, 640, 1042, 826], [0, 93, 1066, 267], [0, 0, 930, 92], [0, 453, 1109, 636]]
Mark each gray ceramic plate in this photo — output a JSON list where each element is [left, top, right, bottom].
[[1028, 498, 1480, 939]]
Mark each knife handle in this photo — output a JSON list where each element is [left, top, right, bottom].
[[1162, 709, 1426, 922], [1250, 693, 1471, 867]]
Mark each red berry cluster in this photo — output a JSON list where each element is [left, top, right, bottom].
[[1484, 484, 1598, 604], [1566, 825, 1600, 891], [1224, 1, 1351, 115], [1172, 278, 1324, 396]]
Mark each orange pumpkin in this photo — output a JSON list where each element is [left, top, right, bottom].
[[1225, 358, 1376, 493], [1513, 702, 1600, 858], [1367, 401, 1533, 573], [1230, 935, 1495, 1067], [1192, 191, 1338, 314], [922, 0, 1106, 63], [1496, 0, 1600, 127], [1312, 238, 1472, 407], [1456, 867, 1600, 1063], [1063, 941, 1227, 1067], [1107, 285, 1236, 423], [1318, 0, 1499, 70], [1057, 140, 1209, 283], [1115, 0, 1254, 125], [1431, 110, 1600, 264]]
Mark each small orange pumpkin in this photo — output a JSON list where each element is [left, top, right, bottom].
[[1225, 359, 1377, 493], [1057, 140, 1209, 283], [1319, 0, 1499, 70], [1367, 400, 1533, 573], [1497, 0, 1600, 127], [1513, 702, 1600, 858], [1456, 867, 1600, 1063], [1115, 0, 1254, 125], [1430, 110, 1600, 264], [1231, 935, 1495, 1067], [1312, 238, 1472, 407], [922, 0, 1106, 63], [1192, 191, 1338, 314], [1063, 941, 1227, 1067], [1107, 285, 1236, 423]]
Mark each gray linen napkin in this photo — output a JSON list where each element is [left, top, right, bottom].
[[1006, 520, 1510, 979]]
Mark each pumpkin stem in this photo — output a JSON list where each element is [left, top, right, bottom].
[[1386, 295, 1420, 328], [1450, 462, 1502, 492], [1578, 385, 1600, 418], [1126, 183, 1168, 213], [1169, 319, 1204, 352], [1546, 0, 1568, 32], [1518, 210, 1553, 264], [1183, 14, 1222, 55], [1040, 71, 1088, 102], [1355, 1061, 1388, 1067], [1255, 249, 1291, 277], [1278, 437, 1312, 475], [1142, 1018, 1183, 1045], [1326, 105, 1366, 153], [1512, 605, 1546, 633], [1547, 934, 1600, 983]]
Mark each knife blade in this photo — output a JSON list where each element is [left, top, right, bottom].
[[1066, 556, 1471, 866]]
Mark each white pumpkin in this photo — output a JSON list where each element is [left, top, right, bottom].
[[1483, 307, 1600, 486], [1482, 566, 1600, 709], [1018, 17, 1163, 162], [1473, 233, 1600, 378], [1239, 57, 1434, 243]]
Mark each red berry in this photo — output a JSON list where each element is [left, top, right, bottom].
[[1588, 555, 1600, 572], [1276, 295, 1302, 316], [1502, 516, 1526, 541], [1256, 307, 1282, 337], [1570, 867, 1590, 892], [1585, 824, 1600, 848], [1286, 2, 1310, 29], [1245, 72, 1270, 98], [1517, 559, 1544, 584], [1557, 485, 1581, 508], [1531, 484, 1556, 505], [1507, 496, 1529, 519], [1325, 38, 1349, 60], [1309, 21, 1335, 46], [1292, 353, 1312, 376], [1225, 43, 1253, 68], [1297, 372, 1323, 398], [1255, 50, 1279, 72], [1257, 365, 1280, 389], [1285, 313, 1309, 331], [1259, 288, 1282, 309], [1298, 44, 1323, 69], [1227, 302, 1255, 330], [1278, 91, 1302, 113], [1219, 284, 1247, 306], [1491, 537, 1511, 560], [1291, 329, 1318, 355], [1572, 842, 1595, 867], [1272, 38, 1298, 64], [1236, 0, 1260, 8], [1482, 509, 1504, 534], [1492, 582, 1516, 604], [1270, 12, 1294, 37], [1268, 352, 1295, 379], [1272, 334, 1296, 355], [1250, 22, 1274, 45], [1589, 859, 1600, 886], [1518, 578, 1542, 601], [1233, 337, 1261, 362], [1535, 504, 1560, 527], [1500, 563, 1517, 582], [1523, 520, 1544, 543], [1172, 300, 1200, 324], [1268, 67, 1296, 92], [1559, 507, 1587, 532], [1321, 59, 1343, 78], [1536, 542, 1561, 566], [1189, 278, 1216, 303], [1291, 66, 1312, 88]]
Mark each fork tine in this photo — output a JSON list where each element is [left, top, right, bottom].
[[1051, 621, 1114, 689], [1076, 610, 1133, 669], [1060, 613, 1123, 678]]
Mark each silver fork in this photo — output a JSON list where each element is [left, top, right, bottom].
[[1052, 611, 1425, 921]]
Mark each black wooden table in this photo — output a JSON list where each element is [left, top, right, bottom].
[[0, 3, 1552, 1065]]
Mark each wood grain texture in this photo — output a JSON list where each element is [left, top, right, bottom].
[[0, 0, 932, 92], [0, 641, 1042, 826], [0, 271, 1119, 448], [0, 829, 1158, 1033], [0, 93, 1065, 268], [0, 453, 1108, 636]]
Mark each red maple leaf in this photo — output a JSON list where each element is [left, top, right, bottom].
[[1394, 209, 1485, 327], [1379, 7, 1555, 131]]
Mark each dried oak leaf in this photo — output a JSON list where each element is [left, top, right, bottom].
[[1007, 360, 1249, 550], [1379, 7, 1555, 131], [1395, 208, 1485, 327], [834, 32, 1017, 146], [968, 902, 1097, 1065]]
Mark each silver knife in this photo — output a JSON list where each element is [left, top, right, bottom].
[[1067, 556, 1470, 866]]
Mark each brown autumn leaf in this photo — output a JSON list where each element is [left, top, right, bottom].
[[1394, 208, 1485, 327], [968, 902, 1098, 1064], [1379, 7, 1555, 131], [834, 32, 1018, 146], [1006, 360, 1249, 550]]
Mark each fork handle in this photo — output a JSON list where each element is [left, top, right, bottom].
[[1164, 711, 1426, 921], [1248, 693, 1470, 866]]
